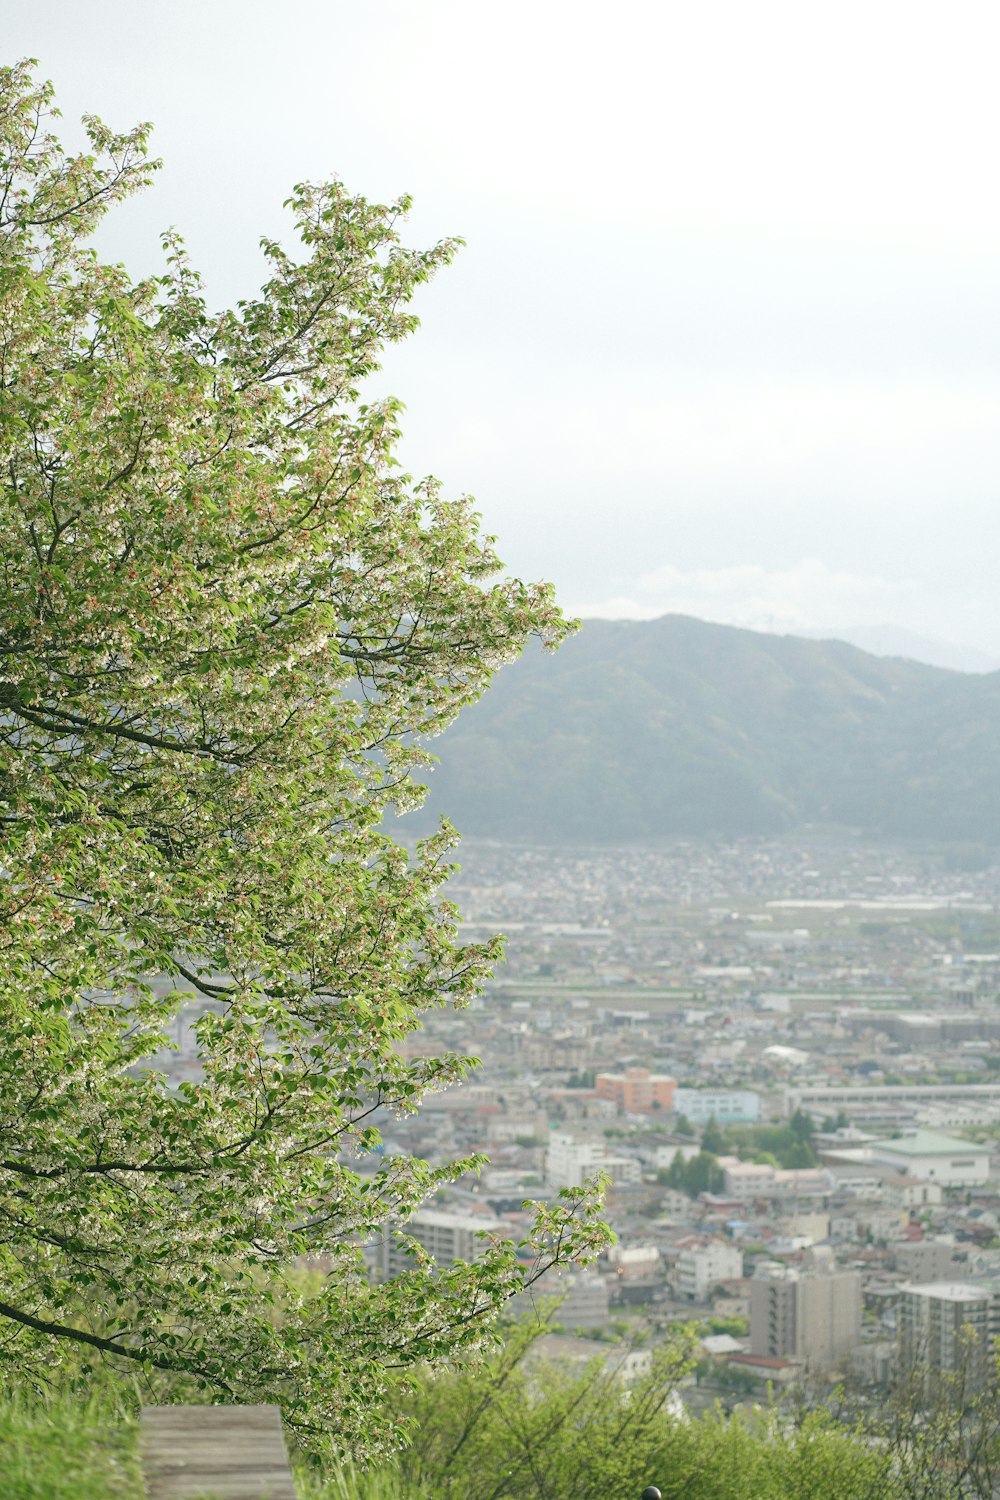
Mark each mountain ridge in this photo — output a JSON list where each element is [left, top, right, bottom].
[[797, 622, 1000, 675], [412, 614, 1000, 844]]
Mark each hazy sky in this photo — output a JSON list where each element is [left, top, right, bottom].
[[8, 1, 1000, 660]]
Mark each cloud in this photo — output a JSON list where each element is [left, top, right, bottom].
[[569, 559, 922, 634]]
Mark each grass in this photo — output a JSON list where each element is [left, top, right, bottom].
[[0, 1389, 144, 1500], [0, 1386, 426, 1500], [296, 1464, 434, 1500], [298, 1463, 422, 1499]]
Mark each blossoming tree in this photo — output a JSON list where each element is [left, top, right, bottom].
[[0, 62, 609, 1456]]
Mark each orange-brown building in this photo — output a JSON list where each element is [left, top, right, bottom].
[[595, 1066, 675, 1114]]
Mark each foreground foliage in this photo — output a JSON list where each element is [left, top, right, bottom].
[[314, 1314, 1000, 1500], [0, 61, 608, 1458], [363, 1321, 896, 1500], [8, 1325, 1000, 1500], [0, 1370, 903, 1500]]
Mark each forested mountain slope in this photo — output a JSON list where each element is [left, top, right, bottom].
[[414, 615, 1000, 842]]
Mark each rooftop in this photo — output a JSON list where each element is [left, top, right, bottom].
[[900, 1281, 994, 1302], [872, 1131, 990, 1158]]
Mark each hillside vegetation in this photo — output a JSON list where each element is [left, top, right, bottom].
[[7, 1322, 997, 1500], [415, 615, 1000, 842]]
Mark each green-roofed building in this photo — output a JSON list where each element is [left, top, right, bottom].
[[870, 1130, 990, 1187]]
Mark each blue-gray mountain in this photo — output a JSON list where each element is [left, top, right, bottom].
[[414, 615, 1000, 842]]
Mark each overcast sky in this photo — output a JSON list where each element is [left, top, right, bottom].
[[9, 1, 1000, 665]]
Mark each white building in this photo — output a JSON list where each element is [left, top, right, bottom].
[[547, 1132, 607, 1189], [377, 1208, 507, 1279], [676, 1239, 745, 1302], [869, 1131, 990, 1188], [723, 1161, 832, 1201], [674, 1088, 760, 1124], [723, 1162, 775, 1200], [606, 1243, 661, 1282], [603, 1153, 642, 1187], [883, 1174, 945, 1211], [823, 1163, 894, 1201], [547, 1132, 641, 1189], [646, 1141, 702, 1171]]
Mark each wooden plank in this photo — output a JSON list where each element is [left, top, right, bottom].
[[140, 1405, 298, 1500]]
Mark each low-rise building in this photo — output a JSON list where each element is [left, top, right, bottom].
[[869, 1132, 990, 1188], [883, 1174, 944, 1211], [376, 1208, 507, 1279], [508, 1269, 610, 1330], [595, 1066, 676, 1114], [673, 1088, 760, 1124], [606, 1243, 662, 1282], [829, 1204, 906, 1243], [724, 1162, 832, 1201], [524, 1335, 654, 1387]]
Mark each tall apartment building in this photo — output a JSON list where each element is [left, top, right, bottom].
[[595, 1067, 675, 1114], [898, 1281, 998, 1386], [750, 1262, 862, 1369]]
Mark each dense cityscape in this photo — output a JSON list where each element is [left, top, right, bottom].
[[146, 835, 1000, 1411], [375, 838, 1000, 1406]]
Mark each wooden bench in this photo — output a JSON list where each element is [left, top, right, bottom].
[[140, 1405, 297, 1500]]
